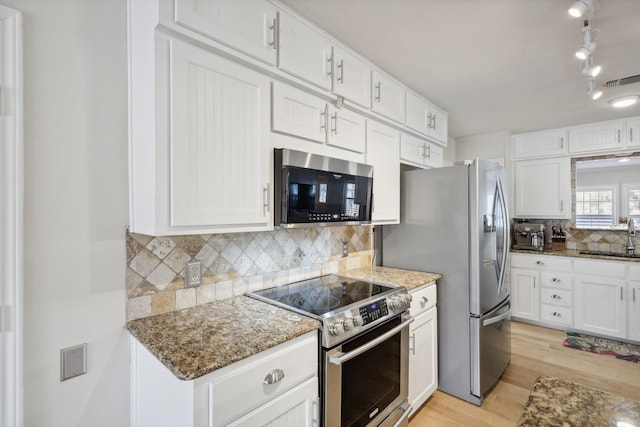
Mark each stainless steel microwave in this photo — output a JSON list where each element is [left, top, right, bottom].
[[274, 148, 373, 227]]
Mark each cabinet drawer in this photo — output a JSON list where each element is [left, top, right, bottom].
[[410, 283, 437, 316], [629, 264, 640, 281], [540, 271, 572, 290], [510, 254, 572, 271], [540, 304, 572, 326], [574, 259, 626, 278], [541, 288, 572, 307], [205, 332, 318, 426]]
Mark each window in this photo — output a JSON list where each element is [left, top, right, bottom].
[[576, 186, 616, 228], [623, 184, 640, 221]]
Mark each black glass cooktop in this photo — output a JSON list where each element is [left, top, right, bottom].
[[249, 274, 394, 317]]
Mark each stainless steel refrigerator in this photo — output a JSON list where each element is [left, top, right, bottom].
[[380, 159, 511, 405]]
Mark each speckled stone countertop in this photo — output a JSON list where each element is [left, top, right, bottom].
[[343, 266, 441, 291], [127, 295, 321, 380], [517, 376, 640, 426], [512, 248, 640, 262]]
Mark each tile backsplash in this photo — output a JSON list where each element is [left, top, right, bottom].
[[126, 226, 373, 320], [514, 218, 637, 253]]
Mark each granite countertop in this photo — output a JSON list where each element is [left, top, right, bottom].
[[517, 376, 640, 426], [511, 248, 640, 262], [343, 266, 441, 291], [127, 295, 321, 380], [127, 266, 441, 381]]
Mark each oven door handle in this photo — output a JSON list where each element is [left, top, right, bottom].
[[328, 316, 414, 365]]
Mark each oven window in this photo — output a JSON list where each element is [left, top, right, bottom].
[[341, 317, 401, 427]]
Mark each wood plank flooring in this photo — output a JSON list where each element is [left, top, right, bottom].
[[409, 321, 640, 426]]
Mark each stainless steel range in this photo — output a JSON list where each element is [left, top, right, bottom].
[[247, 274, 413, 427]]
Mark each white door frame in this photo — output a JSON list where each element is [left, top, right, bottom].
[[0, 4, 23, 427]]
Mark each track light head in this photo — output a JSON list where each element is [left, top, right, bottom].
[[575, 43, 595, 60], [588, 79, 602, 100], [568, 0, 597, 18], [582, 56, 601, 77]]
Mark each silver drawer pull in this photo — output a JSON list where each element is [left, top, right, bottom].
[[552, 277, 559, 282], [263, 369, 285, 385], [536, 260, 544, 265], [421, 296, 429, 304], [552, 312, 561, 317], [552, 294, 561, 300]]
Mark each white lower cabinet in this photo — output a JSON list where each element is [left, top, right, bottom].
[[131, 331, 319, 427], [366, 120, 400, 224], [575, 273, 626, 339], [408, 284, 438, 415], [510, 254, 573, 327]]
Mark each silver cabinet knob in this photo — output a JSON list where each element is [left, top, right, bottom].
[[263, 369, 285, 385], [421, 296, 429, 305]]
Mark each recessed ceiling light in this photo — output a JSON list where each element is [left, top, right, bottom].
[[618, 158, 631, 163], [608, 95, 640, 108]]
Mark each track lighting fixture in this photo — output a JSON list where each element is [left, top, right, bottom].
[[568, 0, 597, 18], [588, 79, 602, 100], [582, 55, 601, 78], [575, 20, 596, 60]]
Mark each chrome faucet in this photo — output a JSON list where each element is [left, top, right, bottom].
[[628, 218, 636, 256]]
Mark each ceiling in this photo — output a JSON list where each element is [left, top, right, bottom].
[[280, 0, 640, 139]]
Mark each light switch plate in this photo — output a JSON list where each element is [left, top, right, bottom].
[[60, 343, 87, 381]]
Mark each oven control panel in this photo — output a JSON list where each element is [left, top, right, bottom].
[[358, 298, 388, 326]]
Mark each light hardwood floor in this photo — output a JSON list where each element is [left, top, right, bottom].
[[409, 321, 640, 426]]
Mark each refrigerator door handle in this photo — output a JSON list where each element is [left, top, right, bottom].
[[495, 176, 510, 295], [482, 304, 511, 326]]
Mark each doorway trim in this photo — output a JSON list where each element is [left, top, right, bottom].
[[0, 4, 23, 427]]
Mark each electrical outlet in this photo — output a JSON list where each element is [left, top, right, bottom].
[[185, 261, 202, 286], [342, 241, 349, 258]]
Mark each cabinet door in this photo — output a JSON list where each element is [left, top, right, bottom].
[[173, 0, 278, 65], [332, 45, 370, 108], [371, 70, 405, 123], [574, 274, 626, 339], [629, 282, 640, 342], [405, 91, 431, 137], [514, 157, 571, 218], [429, 104, 448, 146], [408, 308, 438, 415], [511, 268, 539, 321], [272, 83, 327, 144], [512, 129, 567, 159], [326, 106, 366, 153], [227, 377, 319, 427], [278, 11, 332, 90], [423, 142, 443, 168], [366, 121, 400, 224], [569, 121, 625, 154], [400, 133, 426, 167], [170, 41, 271, 229], [626, 118, 640, 148]]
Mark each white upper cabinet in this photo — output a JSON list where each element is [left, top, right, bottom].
[[169, 41, 272, 231], [272, 82, 327, 144], [568, 120, 625, 154], [367, 121, 400, 224], [278, 11, 332, 91], [626, 118, 640, 148], [326, 106, 366, 153], [371, 70, 405, 123], [271, 83, 365, 153], [400, 133, 443, 169], [513, 157, 571, 218], [332, 45, 371, 108], [512, 129, 568, 159], [173, 0, 278, 65], [405, 91, 448, 146]]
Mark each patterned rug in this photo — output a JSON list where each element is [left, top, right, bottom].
[[563, 331, 640, 363]]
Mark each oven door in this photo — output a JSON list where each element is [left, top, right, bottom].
[[323, 313, 412, 427]]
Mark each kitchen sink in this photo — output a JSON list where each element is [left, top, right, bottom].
[[578, 249, 640, 259]]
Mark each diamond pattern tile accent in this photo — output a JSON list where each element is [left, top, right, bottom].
[[126, 225, 374, 320]]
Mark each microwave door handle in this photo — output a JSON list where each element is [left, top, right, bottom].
[[328, 316, 414, 365]]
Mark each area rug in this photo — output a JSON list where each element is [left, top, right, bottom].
[[563, 331, 640, 363]]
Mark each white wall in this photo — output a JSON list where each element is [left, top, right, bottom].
[[455, 131, 509, 164], [5, 0, 130, 425]]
